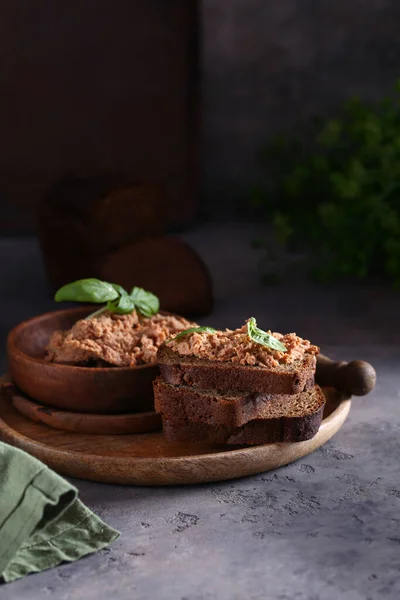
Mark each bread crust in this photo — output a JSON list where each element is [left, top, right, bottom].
[[154, 378, 321, 428], [161, 388, 325, 445], [157, 345, 316, 395]]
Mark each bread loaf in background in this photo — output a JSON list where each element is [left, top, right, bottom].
[[37, 175, 213, 317]]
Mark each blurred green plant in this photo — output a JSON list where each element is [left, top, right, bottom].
[[252, 81, 400, 286]]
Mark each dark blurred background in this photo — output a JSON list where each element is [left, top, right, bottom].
[[2, 0, 400, 230], [1, 0, 400, 366]]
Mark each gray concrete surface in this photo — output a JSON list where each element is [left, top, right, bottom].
[[1, 224, 400, 599]]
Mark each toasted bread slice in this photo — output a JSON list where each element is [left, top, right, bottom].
[[157, 345, 316, 395], [154, 377, 319, 428], [160, 385, 325, 446]]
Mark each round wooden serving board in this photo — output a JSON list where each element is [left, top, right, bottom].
[[10, 391, 162, 435], [0, 384, 351, 486]]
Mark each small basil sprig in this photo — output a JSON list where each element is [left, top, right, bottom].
[[55, 279, 119, 304], [169, 326, 217, 342], [247, 317, 287, 352], [54, 278, 160, 319], [130, 286, 160, 317]]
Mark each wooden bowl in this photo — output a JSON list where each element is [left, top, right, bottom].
[[7, 306, 159, 414]]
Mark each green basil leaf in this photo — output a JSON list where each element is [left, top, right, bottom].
[[55, 279, 119, 304], [130, 287, 160, 317], [247, 317, 287, 352], [111, 283, 128, 296], [107, 294, 136, 315], [171, 326, 217, 341]]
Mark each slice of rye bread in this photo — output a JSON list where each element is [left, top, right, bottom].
[[160, 385, 326, 445], [157, 345, 316, 395], [154, 377, 318, 428]]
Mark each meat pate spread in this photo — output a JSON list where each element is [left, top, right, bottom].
[[168, 322, 319, 369], [45, 312, 194, 367]]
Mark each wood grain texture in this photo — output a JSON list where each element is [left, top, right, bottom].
[[10, 391, 161, 435], [0, 382, 351, 486], [316, 354, 376, 396], [7, 306, 159, 413]]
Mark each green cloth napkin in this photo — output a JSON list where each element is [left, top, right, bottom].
[[0, 442, 119, 583]]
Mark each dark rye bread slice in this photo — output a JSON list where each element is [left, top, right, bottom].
[[160, 385, 326, 446], [154, 377, 318, 428], [157, 345, 316, 395]]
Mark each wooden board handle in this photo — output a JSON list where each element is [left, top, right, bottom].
[[316, 354, 376, 396]]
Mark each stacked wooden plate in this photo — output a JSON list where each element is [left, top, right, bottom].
[[0, 307, 376, 486]]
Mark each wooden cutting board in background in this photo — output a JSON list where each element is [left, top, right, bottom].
[[2, 1, 212, 316], [0, 1, 200, 233]]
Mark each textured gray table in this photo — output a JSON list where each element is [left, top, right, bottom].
[[1, 225, 400, 600]]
